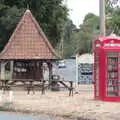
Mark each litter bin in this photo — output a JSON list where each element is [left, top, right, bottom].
[[51, 75, 60, 91]]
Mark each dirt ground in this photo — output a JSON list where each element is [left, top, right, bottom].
[[1, 85, 120, 120]]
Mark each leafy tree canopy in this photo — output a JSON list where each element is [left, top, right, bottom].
[[106, 0, 120, 8], [0, 0, 68, 51], [106, 0, 120, 35], [72, 13, 100, 54]]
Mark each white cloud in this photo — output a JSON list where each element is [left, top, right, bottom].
[[67, 0, 99, 27]]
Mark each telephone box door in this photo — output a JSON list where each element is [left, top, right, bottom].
[[106, 52, 120, 97]]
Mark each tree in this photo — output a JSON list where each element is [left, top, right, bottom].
[[63, 19, 77, 57], [105, 0, 120, 35], [106, 0, 120, 8], [72, 13, 100, 54], [0, 6, 24, 51], [0, 0, 68, 51]]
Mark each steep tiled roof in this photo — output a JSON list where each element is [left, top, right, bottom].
[[0, 10, 59, 60]]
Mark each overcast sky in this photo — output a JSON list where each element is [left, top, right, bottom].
[[66, 0, 99, 28]]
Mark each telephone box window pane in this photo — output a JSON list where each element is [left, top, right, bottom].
[[107, 52, 120, 97], [108, 52, 118, 57]]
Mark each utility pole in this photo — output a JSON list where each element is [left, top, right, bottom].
[[99, 0, 106, 36], [61, 35, 64, 58]]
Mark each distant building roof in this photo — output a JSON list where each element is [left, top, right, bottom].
[[78, 53, 94, 64], [0, 9, 59, 60]]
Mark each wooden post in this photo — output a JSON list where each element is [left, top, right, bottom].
[[1, 62, 6, 93], [10, 61, 14, 81], [39, 62, 43, 81], [1, 62, 5, 80], [41, 80, 45, 95], [69, 81, 73, 96], [48, 62, 53, 85]]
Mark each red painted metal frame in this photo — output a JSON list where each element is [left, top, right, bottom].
[[93, 36, 120, 102]]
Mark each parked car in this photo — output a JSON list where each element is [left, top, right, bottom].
[[58, 60, 66, 68], [69, 56, 76, 59]]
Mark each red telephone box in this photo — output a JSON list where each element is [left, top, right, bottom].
[[94, 36, 120, 102]]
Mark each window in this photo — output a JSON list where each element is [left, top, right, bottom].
[[107, 52, 120, 97]]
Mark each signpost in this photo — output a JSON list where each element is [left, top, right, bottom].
[[75, 54, 79, 93]]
